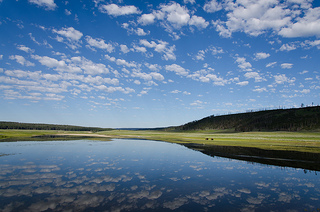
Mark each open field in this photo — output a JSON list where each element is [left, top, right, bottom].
[[1, 129, 320, 154]]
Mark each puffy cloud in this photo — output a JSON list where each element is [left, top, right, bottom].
[[203, 0, 223, 13], [281, 63, 293, 69], [211, 0, 320, 38], [188, 15, 209, 29], [32, 55, 67, 69], [85, 36, 114, 53], [138, 2, 208, 32], [214, 0, 292, 37], [279, 7, 320, 37], [28, 0, 57, 11], [96, 85, 135, 94], [52, 27, 83, 41], [120, 45, 130, 54], [99, 4, 141, 16], [9, 55, 35, 66], [244, 71, 263, 82], [139, 39, 176, 60], [254, 52, 270, 60], [274, 74, 296, 84], [138, 14, 156, 25], [236, 57, 252, 70], [280, 43, 297, 51], [165, 64, 188, 76], [236, 81, 249, 86]]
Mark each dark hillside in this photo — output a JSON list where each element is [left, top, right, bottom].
[[175, 106, 320, 132], [0, 122, 111, 132]]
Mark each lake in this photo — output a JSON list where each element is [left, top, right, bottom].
[[0, 139, 319, 211]]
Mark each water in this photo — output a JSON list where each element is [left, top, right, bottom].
[[0, 139, 319, 211]]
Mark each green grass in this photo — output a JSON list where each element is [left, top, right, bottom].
[[1, 129, 320, 153]]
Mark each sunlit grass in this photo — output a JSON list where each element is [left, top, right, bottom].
[[1, 129, 320, 153]]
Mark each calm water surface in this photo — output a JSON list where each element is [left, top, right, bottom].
[[0, 139, 319, 211]]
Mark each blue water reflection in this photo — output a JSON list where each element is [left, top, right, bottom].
[[0, 139, 319, 211]]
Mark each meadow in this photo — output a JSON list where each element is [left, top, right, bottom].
[[1, 129, 320, 154]]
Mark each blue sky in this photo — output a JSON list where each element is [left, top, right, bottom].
[[0, 0, 320, 128]]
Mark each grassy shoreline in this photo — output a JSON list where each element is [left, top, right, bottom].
[[1, 129, 320, 154]]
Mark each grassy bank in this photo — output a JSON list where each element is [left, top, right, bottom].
[[1, 129, 320, 154]]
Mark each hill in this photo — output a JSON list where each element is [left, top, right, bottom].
[[0, 122, 112, 132], [172, 106, 320, 132]]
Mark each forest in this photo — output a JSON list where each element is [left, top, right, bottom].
[[173, 106, 320, 132], [0, 122, 111, 132]]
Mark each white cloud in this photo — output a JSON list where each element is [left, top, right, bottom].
[[139, 39, 176, 60], [17, 45, 34, 53], [138, 2, 208, 33], [244, 72, 263, 82], [105, 54, 137, 68], [96, 85, 135, 94], [135, 28, 148, 36], [85, 36, 114, 53], [280, 43, 297, 51], [236, 81, 249, 86], [188, 15, 209, 29], [138, 14, 156, 25], [266, 62, 277, 68], [190, 100, 203, 106], [53, 27, 83, 41], [99, 4, 141, 16], [300, 89, 310, 94], [236, 57, 252, 70], [203, 0, 222, 13], [274, 74, 296, 84], [279, 7, 320, 37], [184, 0, 195, 4], [165, 64, 188, 76], [65, 9, 71, 15], [120, 44, 130, 54], [214, 0, 292, 37], [254, 52, 270, 60], [281, 63, 293, 69], [9, 55, 35, 66], [253, 87, 267, 92], [28, 0, 57, 11]]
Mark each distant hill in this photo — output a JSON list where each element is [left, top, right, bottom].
[[0, 122, 112, 132], [172, 106, 320, 132]]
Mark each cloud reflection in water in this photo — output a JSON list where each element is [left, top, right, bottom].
[[0, 139, 319, 211]]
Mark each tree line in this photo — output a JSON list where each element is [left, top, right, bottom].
[[174, 106, 320, 132], [0, 122, 111, 132]]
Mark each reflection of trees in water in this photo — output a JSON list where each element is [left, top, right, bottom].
[[187, 144, 320, 172]]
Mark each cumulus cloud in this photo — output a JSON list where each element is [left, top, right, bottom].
[[244, 71, 263, 82], [139, 39, 176, 60], [99, 4, 141, 16], [85, 36, 114, 53], [254, 52, 270, 60], [203, 0, 222, 13], [274, 74, 296, 84], [279, 7, 320, 37], [53, 27, 83, 41], [211, 0, 320, 38], [137, 2, 208, 34], [165, 64, 188, 76], [236, 57, 252, 71], [280, 43, 297, 51], [9, 55, 35, 66], [28, 0, 57, 11]]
